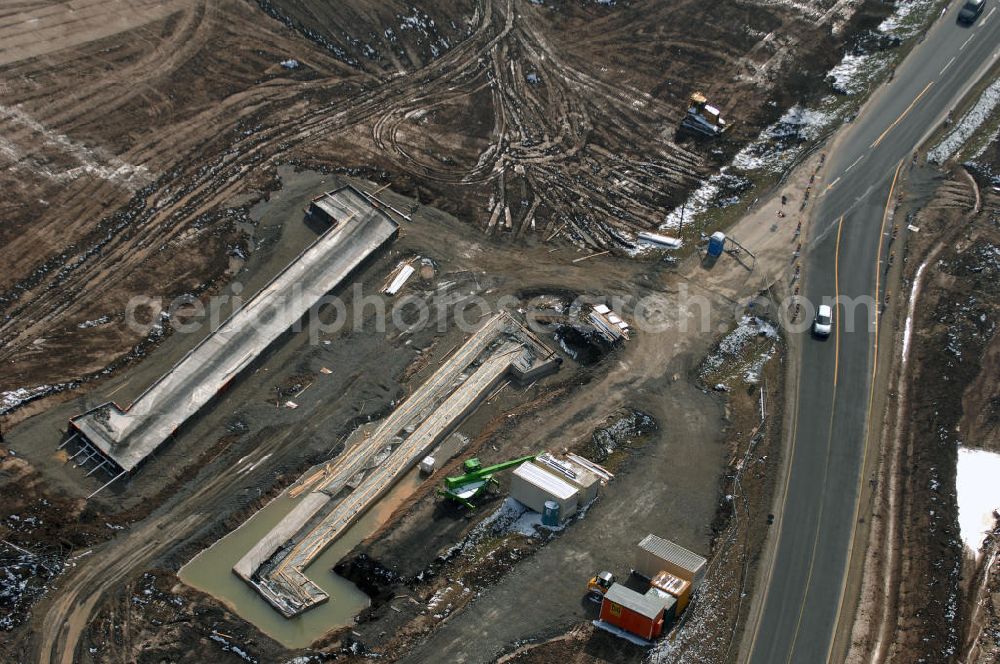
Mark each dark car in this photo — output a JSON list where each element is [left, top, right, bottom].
[[958, 0, 987, 24]]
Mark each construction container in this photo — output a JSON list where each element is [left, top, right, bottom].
[[645, 587, 678, 626], [599, 583, 673, 641], [650, 570, 693, 614], [707, 232, 726, 257], [535, 454, 600, 506], [542, 500, 560, 526], [510, 461, 579, 520], [418, 456, 436, 475], [636, 534, 707, 588]]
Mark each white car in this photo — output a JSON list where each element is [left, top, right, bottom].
[[813, 304, 833, 337]]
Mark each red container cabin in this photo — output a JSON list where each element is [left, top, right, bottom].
[[599, 583, 675, 641]]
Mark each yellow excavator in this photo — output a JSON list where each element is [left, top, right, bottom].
[[587, 570, 616, 598]]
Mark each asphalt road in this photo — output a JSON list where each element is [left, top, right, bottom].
[[747, 4, 1000, 664]]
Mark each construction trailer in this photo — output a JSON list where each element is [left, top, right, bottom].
[[535, 452, 600, 505], [599, 583, 676, 642], [636, 534, 707, 588], [510, 460, 580, 522]]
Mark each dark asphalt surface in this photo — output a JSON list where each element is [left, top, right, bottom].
[[748, 4, 1000, 664]]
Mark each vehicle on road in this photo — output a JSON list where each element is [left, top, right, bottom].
[[958, 0, 987, 24], [813, 304, 833, 337]]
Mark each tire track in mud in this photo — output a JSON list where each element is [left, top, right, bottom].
[[1, 0, 710, 359], [3, 0, 860, 658], [34, 394, 367, 664], [0, 0, 505, 362]]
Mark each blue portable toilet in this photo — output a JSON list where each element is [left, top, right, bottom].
[[707, 232, 726, 257], [542, 500, 561, 526]]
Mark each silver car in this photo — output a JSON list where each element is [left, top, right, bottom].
[[813, 304, 833, 337]]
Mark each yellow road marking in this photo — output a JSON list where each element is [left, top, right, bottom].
[[870, 161, 901, 389], [785, 215, 846, 662], [105, 380, 130, 398], [822, 159, 903, 664], [785, 380, 840, 663], [833, 216, 844, 385], [870, 82, 934, 149]]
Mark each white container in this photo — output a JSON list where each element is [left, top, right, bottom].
[[418, 456, 436, 475], [636, 534, 707, 587], [510, 462, 579, 520]]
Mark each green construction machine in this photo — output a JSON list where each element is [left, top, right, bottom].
[[439, 454, 536, 508]]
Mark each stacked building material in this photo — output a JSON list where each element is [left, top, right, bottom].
[[650, 570, 693, 614], [589, 304, 630, 343]]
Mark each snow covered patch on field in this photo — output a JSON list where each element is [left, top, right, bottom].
[[928, 77, 1000, 164], [0, 385, 56, 415], [471, 498, 567, 539], [660, 177, 722, 231], [955, 447, 1000, 555], [733, 105, 835, 173], [879, 0, 937, 39], [208, 633, 256, 663], [828, 53, 876, 95], [0, 105, 151, 189], [664, 0, 940, 235], [658, 169, 749, 230], [0, 541, 64, 631], [700, 316, 780, 387], [77, 315, 111, 329]]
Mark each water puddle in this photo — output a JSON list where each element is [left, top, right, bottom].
[[179, 467, 425, 648], [955, 446, 1000, 555]]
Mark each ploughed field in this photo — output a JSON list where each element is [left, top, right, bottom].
[[0, 0, 872, 395]]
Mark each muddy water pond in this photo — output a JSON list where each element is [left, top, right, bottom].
[[179, 468, 424, 648]]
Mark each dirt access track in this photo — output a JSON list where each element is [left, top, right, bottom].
[[0, 0, 893, 662], [0, 0, 880, 395]]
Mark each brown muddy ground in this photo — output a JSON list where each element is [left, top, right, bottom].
[[0, 0, 894, 394], [0, 0, 901, 661], [844, 160, 1000, 664], [0, 170, 739, 663]]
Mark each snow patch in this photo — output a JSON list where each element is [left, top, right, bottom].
[[928, 77, 1000, 164], [1, 385, 56, 415], [955, 447, 1000, 555]]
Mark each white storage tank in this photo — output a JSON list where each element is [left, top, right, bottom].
[[510, 461, 579, 520]]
